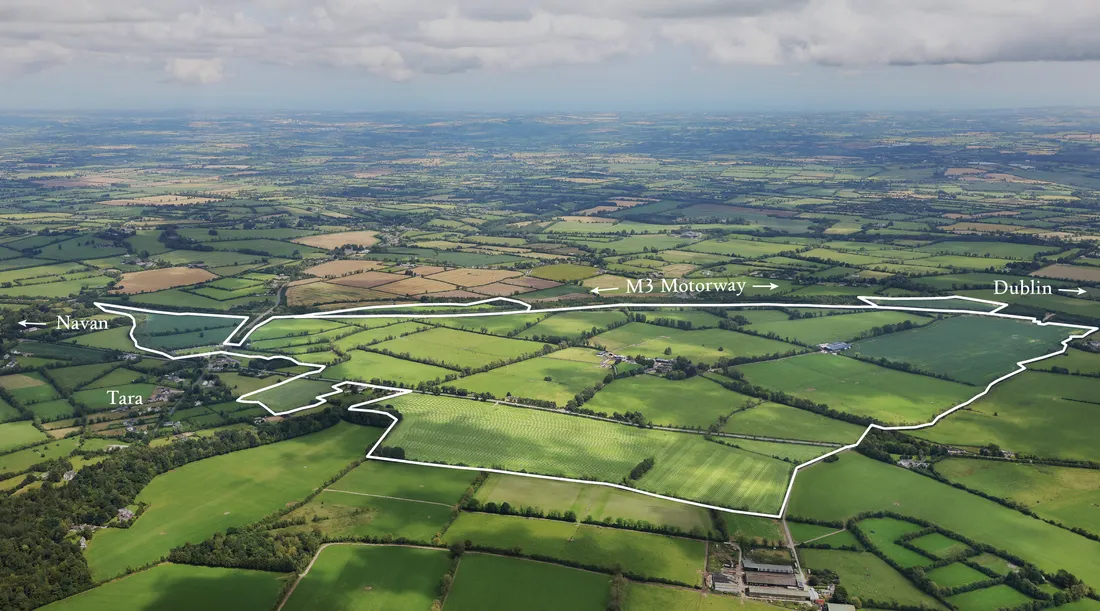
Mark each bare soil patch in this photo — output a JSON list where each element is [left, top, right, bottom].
[[292, 230, 379, 249], [427, 268, 521, 286], [115, 267, 217, 294], [328, 271, 409, 289]]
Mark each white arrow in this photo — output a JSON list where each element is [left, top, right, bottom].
[[752, 283, 780, 291], [1058, 288, 1088, 296], [589, 286, 620, 295], [18, 320, 47, 328]]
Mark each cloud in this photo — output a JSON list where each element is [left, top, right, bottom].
[[1, 0, 1099, 84], [165, 57, 224, 85]]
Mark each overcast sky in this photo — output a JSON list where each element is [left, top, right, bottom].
[[3, 0, 1100, 111]]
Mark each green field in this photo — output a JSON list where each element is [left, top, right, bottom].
[[0, 436, 79, 474], [48, 363, 118, 392], [444, 512, 704, 584], [435, 313, 546, 336], [926, 562, 991, 589], [948, 585, 1032, 611], [910, 532, 970, 559], [518, 311, 628, 340], [385, 394, 791, 512], [84, 422, 382, 580], [585, 374, 748, 428], [788, 453, 1100, 587], [329, 459, 477, 505], [747, 311, 930, 346], [324, 350, 453, 386], [371, 327, 548, 370], [851, 316, 1076, 385], [969, 553, 1014, 576], [445, 553, 610, 611], [935, 458, 1100, 534], [530, 263, 601, 281], [278, 489, 452, 542], [452, 347, 610, 406], [622, 582, 776, 611], [474, 473, 715, 535], [243, 378, 335, 412], [857, 517, 933, 568], [1031, 348, 1100, 375], [799, 549, 944, 608], [736, 353, 975, 425], [0, 421, 47, 452], [592, 322, 799, 362], [720, 399, 865, 443], [915, 373, 1100, 462], [39, 564, 286, 611], [282, 545, 450, 611]]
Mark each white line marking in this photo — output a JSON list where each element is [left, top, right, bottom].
[[93, 295, 1098, 519]]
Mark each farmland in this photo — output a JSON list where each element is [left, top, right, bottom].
[[584, 374, 748, 428], [444, 553, 610, 611], [799, 549, 944, 608], [592, 322, 800, 362], [281, 545, 449, 611]]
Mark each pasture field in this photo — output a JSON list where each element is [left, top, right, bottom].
[[0, 421, 48, 451], [585, 374, 748, 428], [47, 363, 117, 391], [324, 350, 453, 386], [385, 394, 790, 512], [914, 373, 1100, 462], [788, 453, 1100, 587], [948, 585, 1033, 611], [529, 263, 601, 281], [518, 310, 628, 340], [720, 438, 829, 463], [329, 459, 477, 505], [0, 436, 79, 474], [592, 322, 799, 362], [719, 399, 866, 443], [798, 549, 945, 609], [736, 354, 975, 425], [282, 545, 448, 611], [857, 517, 933, 568], [84, 422, 381, 580], [445, 553, 610, 611], [247, 318, 348, 341], [724, 514, 784, 544], [685, 238, 797, 258], [70, 327, 146, 351], [278, 489, 451, 541], [473, 473, 715, 535], [434, 313, 547, 335], [1032, 263, 1100, 282], [1031, 347, 1100, 375], [244, 378, 338, 412], [927, 562, 991, 589], [82, 368, 143, 390], [370, 327, 548, 369], [851, 316, 1076, 385], [444, 512, 704, 584], [916, 241, 1059, 259], [27, 399, 76, 420], [115, 267, 216, 293], [451, 347, 610, 406], [1, 372, 61, 404], [328, 322, 434, 352], [787, 522, 839, 543], [910, 532, 970, 559], [745, 310, 930, 346], [0, 398, 21, 422], [969, 553, 1013, 576], [632, 309, 726, 329], [38, 564, 286, 611], [935, 458, 1100, 534]]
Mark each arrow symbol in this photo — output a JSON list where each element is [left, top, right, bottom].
[[752, 283, 780, 291], [18, 320, 48, 328], [589, 286, 619, 295], [1058, 288, 1088, 296]]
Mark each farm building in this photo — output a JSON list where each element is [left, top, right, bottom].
[[711, 572, 738, 594], [819, 342, 852, 352], [745, 571, 798, 587], [746, 586, 814, 601], [827, 604, 857, 611], [743, 558, 796, 574]]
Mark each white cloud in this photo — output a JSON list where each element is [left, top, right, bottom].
[[165, 57, 224, 85], [1, 0, 1100, 84]]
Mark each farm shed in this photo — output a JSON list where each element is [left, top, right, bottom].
[[743, 558, 796, 574]]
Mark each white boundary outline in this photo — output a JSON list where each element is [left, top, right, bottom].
[[93, 295, 1097, 519]]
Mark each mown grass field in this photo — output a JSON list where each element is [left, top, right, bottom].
[[330, 459, 477, 505], [622, 583, 775, 611], [243, 378, 335, 412], [746, 310, 930, 346], [911, 532, 970, 559], [324, 350, 453, 386], [385, 394, 790, 512], [84, 423, 381, 580], [585, 374, 748, 428], [39, 564, 286, 611], [371, 327, 548, 369], [948, 585, 1033, 611], [719, 399, 866, 443], [736, 354, 976, 425], [915, 373, 1100, 462], [788, 453, 1100, 587], [445, 553, 610, 611], [278, 489, 451, 541], [282, 545, 450, 611], [444, 512, 704, 584], [927, 562, 991, 589], [851, 316, 1075, 385], [1031, 348, 1100, 375], [936, 458, 1100, 535], [798, 549, 945, 608], [592, 322, 799, 362], [857, 517, 933, 568], [518, 311, 628, 341], [0, 421, 47, 452], [725, 514, 784, 544], [0, 436, 79, 474], [451, 347, 610, 406], [474, 473, 715, 535]]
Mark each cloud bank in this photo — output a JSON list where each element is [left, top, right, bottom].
[[2, 0, 1100, 84]]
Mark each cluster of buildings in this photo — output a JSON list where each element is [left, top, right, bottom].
[[710, 544, 818, 604], [818, 342, 852, 353]]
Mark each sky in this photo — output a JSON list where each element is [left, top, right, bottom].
[[2, 0, 1100, 111]]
